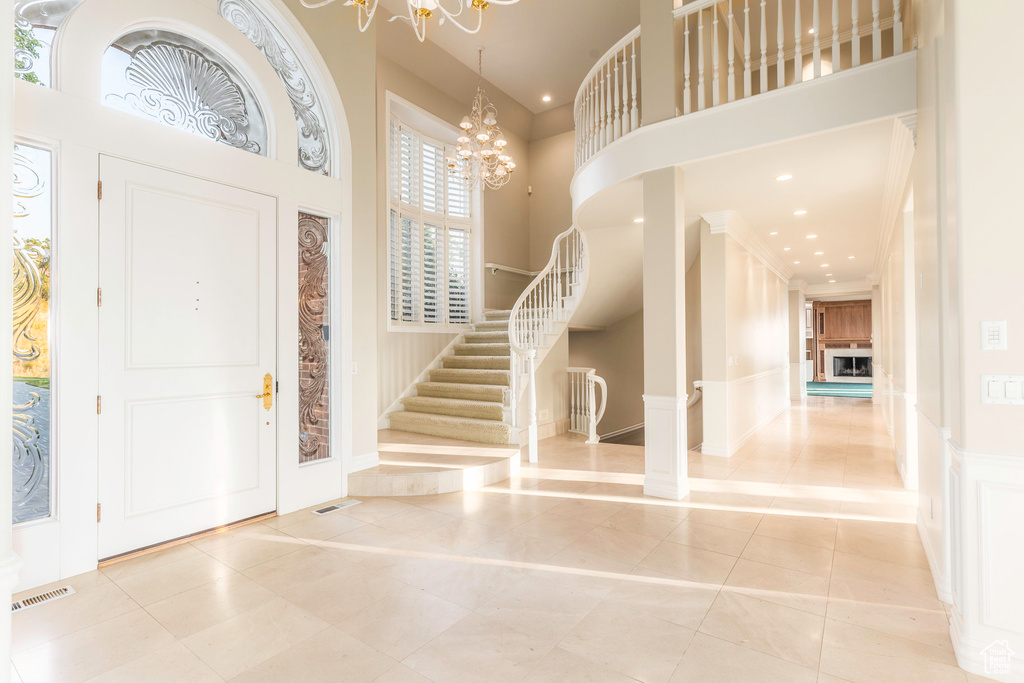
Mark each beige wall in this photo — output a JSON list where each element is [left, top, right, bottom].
[[569, 310, 645, 437], [527, 130, 575, 270], [285, 0, 378, 459], [685, 256, 703, 449]]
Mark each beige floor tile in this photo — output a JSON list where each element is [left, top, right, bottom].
[[336, 497, 417, 524], [560, 601, 695, 683], [698, 591, 825, 669], [470, 528, 567, 565], [513, 512, 599, 546], [373, 664, 433, 682], [545, 497, 626, 523], [99, 543, 204, 582], [13, 577, 137, 654], [740, 535, 834, 577], [684, 508, 764, 533], [372, 506, 460, 535], [340, 584, 470, 660], [231, 627, 397, 682], [401, 613, 555, 683], [531, 547, 632, 598], [666, 520, 753, 557], [830, 551, 939, 601], [197, 529, 308, 572], [240, 545, 357, 595], [110, 552, 235, 606], [826, 591, 954, 650], [144, 572, 278, 640], [835, 525, 930, 569], [408, 555, 527, 610], [475, 574, 601, 642], [724, 558, 830, 616], [669, 632, 818, 682], [283, 563, 406, 626], [419, 517, 508, 552], [570, 525, 661, 565], [182, 597, 329, 679], [638, 540, 737, 586], [601, 506, 685, 540], [818, 619, 966, 682], [13, 609, 175, 683], [85, 642, 221, 683], [275, 510, 368, 542], [602, 568, 719, 631], [519, 646, 637, 683], [754, 515, 838, 550]]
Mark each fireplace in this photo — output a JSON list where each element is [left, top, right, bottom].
[[824, 348, 873, 384]]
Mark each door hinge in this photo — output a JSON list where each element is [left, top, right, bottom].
[[97, 503, 101, 522], [97, 287, 102, 307], [97, 396, 102, 414], [97, 180, 102, 200]]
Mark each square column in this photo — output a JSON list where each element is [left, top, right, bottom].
[[789, 287, 807, 401], [642, 167, 688, 500]]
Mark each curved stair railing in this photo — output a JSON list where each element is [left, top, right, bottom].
[[509, 226, 590, 462], [568, 367, 608, 445]]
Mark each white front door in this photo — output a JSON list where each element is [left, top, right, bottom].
[[98, 157, 278, 560]]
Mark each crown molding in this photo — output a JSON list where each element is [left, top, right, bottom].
[[702, 210, 793, 283], [789, 279, 808, 293], [871, 116, 916, 284], [804, 278, 873, 298]]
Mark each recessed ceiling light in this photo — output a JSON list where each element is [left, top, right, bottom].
[[829, 279, 836, 283], [825, 273, 833, 277], [542, 95, 552, 102], [633, 217, 644, 223], [820, 263, 829, 267], [794, 210, 808, 216], [769, 231, 779, 236], [776, 174, 793, 182], [805, 234, 817, 239], [848, 255, 855, 259], [783, 247, 791, 251], [794, 261, 801, 264], [814, 251, 824, 255]]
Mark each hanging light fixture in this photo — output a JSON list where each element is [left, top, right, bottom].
[[299, 0, 520, 43], [447, 48, 515, 191]]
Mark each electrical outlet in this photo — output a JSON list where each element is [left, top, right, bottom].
[[539, 409, 551, 422]]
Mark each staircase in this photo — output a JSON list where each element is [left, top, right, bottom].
[[387, 309, 515, 445]]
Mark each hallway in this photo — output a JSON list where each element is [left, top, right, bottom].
[[11, 399, 983, 682]]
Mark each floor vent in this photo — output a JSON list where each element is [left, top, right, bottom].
[[313, 500, 361, 516], [12, 585, 76, 613]]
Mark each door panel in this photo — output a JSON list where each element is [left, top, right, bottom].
[[98, 157, 277, 559]]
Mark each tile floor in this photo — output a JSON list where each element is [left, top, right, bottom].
[[11, 398, 995, 682]]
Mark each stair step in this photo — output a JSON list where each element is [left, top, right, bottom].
[[465, 330, 510, 343], [400, 396, 505, 421], [429, 368, 511, 386], [454, 342, 510, 357], [442, 355, 510, 370], [472, 320, 509, 332], [388, 411, 512, 445], [484, 309, 513, 321], [415, 382, 506, 402]]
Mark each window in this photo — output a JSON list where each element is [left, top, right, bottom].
[[298, 212, 331, 464], [14, 0, 85, 87], [388, 116, 473, 329]]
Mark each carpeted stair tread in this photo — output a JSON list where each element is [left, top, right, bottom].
[[400, 396, 505, 421], [388, 411, 512, 445], [415, 382, 506, 402], [484, 309, 513, 321], [465, 330, 510, 343], [472, 320, 509, 331], [454, 342, 510, 356], [442, 355, 510, 370], [429, 367, 511, 386]]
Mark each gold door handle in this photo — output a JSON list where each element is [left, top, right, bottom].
[[257, 373, 273, 411]]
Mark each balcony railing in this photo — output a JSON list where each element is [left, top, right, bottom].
[[574, 0, 910, 170]]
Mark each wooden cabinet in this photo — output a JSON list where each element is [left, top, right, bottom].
[[811, 300, 872, 381]]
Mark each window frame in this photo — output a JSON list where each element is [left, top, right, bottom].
[[385, 93, 482, 334]]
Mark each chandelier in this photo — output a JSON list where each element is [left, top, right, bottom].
[[299, 0, 520, 43], [447, 49, 515, 191]]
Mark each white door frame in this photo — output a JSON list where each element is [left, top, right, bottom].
[[11, 0, 354, 591]]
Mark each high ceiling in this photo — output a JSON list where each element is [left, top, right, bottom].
[[378, 0, 640, 114]]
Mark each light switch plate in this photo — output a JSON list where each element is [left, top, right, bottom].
[[981, 321, 1008, 351], [981, 375, 1024, 405]]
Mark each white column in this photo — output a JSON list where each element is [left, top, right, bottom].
[[699, 218, 728, 456], [1, 0, 22, 671], [871, 285, 883, 404], [642, 167, 688, 500], [789, 287, 808, 401]]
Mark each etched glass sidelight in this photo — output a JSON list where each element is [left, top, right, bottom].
[[298, 213, 331, 463], [101, 30, 268, 156], [14, 0, 85, 87], [12, 144, 53, 524]]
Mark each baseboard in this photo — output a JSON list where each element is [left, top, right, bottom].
[[349, 451, 379, 474], [726, 399, 790, 456], [600, 422, 644, 440], [643, 477, 689, 501], [700, 444, 729, 457], [518, 418, 570, 446], [916, 507, 951, 603], [950, 607, 1023, 682]]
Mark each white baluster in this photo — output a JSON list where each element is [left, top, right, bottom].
[[588, 374, 598, 444], [812, 0, 821, 79], [630, 39, 639, 129], [794, 0, 802, 83], [760, 0, 767, 93], [605, 63, 613, 146], [727, 0, 736, 103], [712, 6, 721, 106], [776, 0, 785, 88], [683, 16, 692, 114], [613, 52, 621, 141], [743, 0, 751, 99], [832, 0, 840, 73], [698, 9, 706, 111], [620, 51, 629, 135], [893, 0, 903, 54], [598, 70, 605, 149], [872, 0, 881, 62], [852, 0, 860, 67], [526, 351, 537, 463]]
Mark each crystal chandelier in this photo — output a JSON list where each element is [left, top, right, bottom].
[[447, 49, 515, 191], [299, 0, 520, 43]]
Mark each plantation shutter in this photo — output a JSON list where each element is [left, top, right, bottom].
[[388, 116, 473, 328]]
